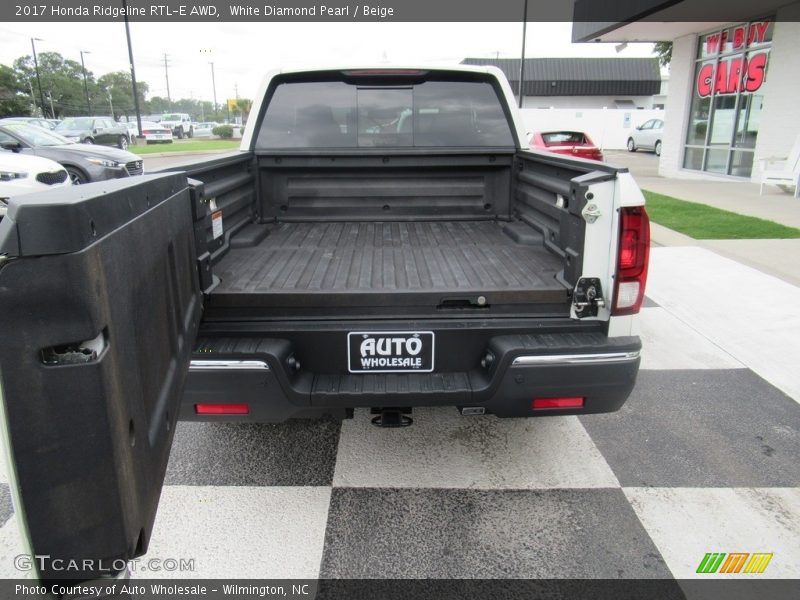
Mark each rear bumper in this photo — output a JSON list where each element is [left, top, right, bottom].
[[180, 330, 641, 422]]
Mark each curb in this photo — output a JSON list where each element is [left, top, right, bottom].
[[649, 222, 697, 247]]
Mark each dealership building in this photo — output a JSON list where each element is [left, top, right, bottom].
[[460, 57, 664, 110], [574, 0, 800, 182]]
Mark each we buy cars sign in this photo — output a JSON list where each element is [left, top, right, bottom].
[[696, 21, 770, 97]]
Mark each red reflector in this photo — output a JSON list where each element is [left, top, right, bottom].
[[532, 397, 585, 409], [194, 403, 250, 415]]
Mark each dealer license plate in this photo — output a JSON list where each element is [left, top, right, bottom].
[[347, 331, 434, 373]]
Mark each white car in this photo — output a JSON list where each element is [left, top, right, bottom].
[[192, 122, 218, 138], [627, 118, 664, 156], [123, 120, 140, 139], [0, 151, 71, 217], [140, 121, 174, 144]]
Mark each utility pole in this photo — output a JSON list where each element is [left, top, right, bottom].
[[27, 79, 38, 116], [79, 50, 92, 114], [163, 53, 171, 104], [209, 61, 218, 118], [30, 38, 47, 118], [46, 92, 55, 119], [108, 90, 114, 119], [518, 0, 527, 109], [122, 0, 143, 138]]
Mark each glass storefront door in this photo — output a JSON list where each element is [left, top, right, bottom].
[[683, 20, 773, 177]]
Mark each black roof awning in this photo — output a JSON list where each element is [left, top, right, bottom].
[[461, 57, 661, 96]]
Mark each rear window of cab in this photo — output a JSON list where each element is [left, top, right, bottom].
[[256, 77, 515, 149]]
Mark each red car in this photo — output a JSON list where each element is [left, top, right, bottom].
[[530, 130, 604, 161]]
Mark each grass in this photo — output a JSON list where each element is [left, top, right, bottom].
[[642, 190, 800, 240], [131, 139, 240, 155]]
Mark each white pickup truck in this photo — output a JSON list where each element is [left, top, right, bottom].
[[159, 112, 194, 139], [0, 65, 649, 585]]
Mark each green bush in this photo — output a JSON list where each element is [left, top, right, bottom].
[[212, 124, 234, 139]]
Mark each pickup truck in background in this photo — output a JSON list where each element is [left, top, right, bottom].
[[0, 65, 649, 584], [160, 112, 195, 139]]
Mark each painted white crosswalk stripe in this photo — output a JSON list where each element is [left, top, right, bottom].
[[135, 486, 331, 579], [624, 487, 800, 579], [333, 408, 619, 489]]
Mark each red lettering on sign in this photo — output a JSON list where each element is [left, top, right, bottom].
[[744, 52, 767, 92], [748, 21, 769, 45], [698, 64, 714, 97], [715, 60, 729, 93], [727, 57, 744, 93], [706, 33, 720, 54], [733, 26, 745, 49], [696, 52, 768, 97]]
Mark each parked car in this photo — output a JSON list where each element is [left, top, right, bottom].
[[54, 117, 131, 150], [140, 121, 174, 144], [160, 112, 194, 139], [0, 122, 143, 184], [0, 117, 58, 131], [627, 118, 664, 155], [530, 130, 604, 161], [123, 120, 140, 139], [0, 150, 70, 218], [192, 122, 218, 138]]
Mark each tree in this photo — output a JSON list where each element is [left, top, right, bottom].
[[145, 95, 171, 115], [14, 52, 95, 117], [0, 64, 29, 117], [653, 42, 673, 68], [235, 98, 253, 125], [97, 71, 148, 119]]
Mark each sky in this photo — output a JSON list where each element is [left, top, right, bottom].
[[0, 22, 656, 104]]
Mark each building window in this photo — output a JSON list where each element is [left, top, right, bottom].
[[683, 20, 773, 177]]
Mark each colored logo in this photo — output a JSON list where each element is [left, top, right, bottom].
[[696, 552, 773, 574]]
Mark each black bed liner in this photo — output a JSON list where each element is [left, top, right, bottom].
[[207, 219, 570, 316]]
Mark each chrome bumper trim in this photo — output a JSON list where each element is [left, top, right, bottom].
[[189, 359, 269, 371], [511, 351, 640, 367]]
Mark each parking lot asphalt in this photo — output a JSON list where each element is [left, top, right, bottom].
[[0, 247, 798, 585]]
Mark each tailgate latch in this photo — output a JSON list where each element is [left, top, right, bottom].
[[572, 278, 605, 318], [581, 202, 601, 224]]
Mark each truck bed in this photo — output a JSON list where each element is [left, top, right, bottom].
[[207, 219, 570, 318]]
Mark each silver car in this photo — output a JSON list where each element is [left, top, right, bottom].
[[627, 118, 664, 156]]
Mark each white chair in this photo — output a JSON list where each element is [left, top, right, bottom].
[[759, 135, 800, 198]]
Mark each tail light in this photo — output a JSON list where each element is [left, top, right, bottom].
[[612, 206, 650, 315], [142, 130, 153, 135]]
